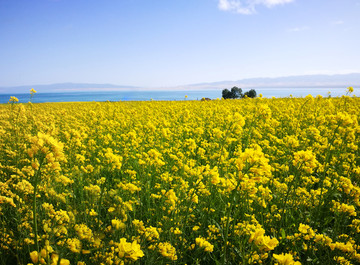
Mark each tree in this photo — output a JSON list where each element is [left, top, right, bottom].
[[243, 89, 257, 98], [231, 86, 243, 98], [222, 86, 243, 99], [222, 89, 232, 99]]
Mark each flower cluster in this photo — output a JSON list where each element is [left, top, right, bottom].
[[0, 89, 359, 264]]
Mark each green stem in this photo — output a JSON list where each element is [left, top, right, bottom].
[[318, 124, 340, 203], [33, 172, 39, 253], [32, 160, 43, 254], [222, 181, 241, 265]]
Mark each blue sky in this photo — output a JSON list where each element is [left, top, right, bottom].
[[1, 0, 360, 87]]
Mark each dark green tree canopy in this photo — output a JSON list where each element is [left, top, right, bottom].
[[243, 89, 257, 98], [222, 86, 243, 99], [231, 87, 243, 98], [222, 87, 257, 99], [222, 88, 232, 99]]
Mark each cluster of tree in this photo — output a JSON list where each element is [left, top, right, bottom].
[[222, 86, 257, 99]]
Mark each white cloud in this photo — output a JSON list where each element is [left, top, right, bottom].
[[218, 0, 294, 14], [260, 0, 294, 7], [218, 0, 254, 14]]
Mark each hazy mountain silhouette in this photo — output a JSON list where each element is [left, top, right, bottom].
[[1, 73, 360, 93], [186, 73, 360, 90], [0, 83, 138, 93]]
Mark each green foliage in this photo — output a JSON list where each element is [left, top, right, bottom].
[[222, 86, 243, 99], [243, 89, 257, 98], [222, 87, 257, 99]]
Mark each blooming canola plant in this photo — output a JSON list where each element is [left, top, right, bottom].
[[0, 88, 360, 264]]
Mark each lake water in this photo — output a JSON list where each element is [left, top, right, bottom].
[[0, 87, 352, 104]]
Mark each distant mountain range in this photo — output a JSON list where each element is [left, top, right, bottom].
[[1, 73, 360, 93], [183, 73, 360, 90], [0, 83, 139, 93]]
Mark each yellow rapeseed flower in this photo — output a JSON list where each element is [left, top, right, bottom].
[[9, 96, 19, 103], [157, 242, 177, 260], [195, 237, 214, 252], [117, 238, 144, 261], [273, 253, 301, 265]]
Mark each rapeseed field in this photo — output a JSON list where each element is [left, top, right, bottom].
[[1, 89, 360, 264]]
